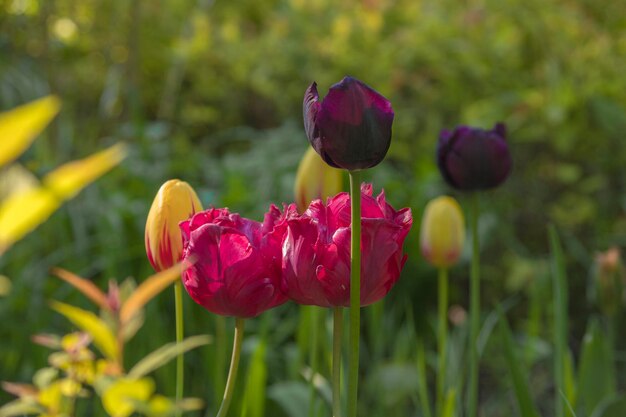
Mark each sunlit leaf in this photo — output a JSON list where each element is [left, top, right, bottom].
[[441, 389, 456, 417], [37, 380, 63, 412], [43, 143, 127, 199], [0, 144, 126, 255], [0, 96, 61, 168], [50, 301, 119, 361], [0, 163, 38, 201], [0, 399, 42, 417], [51, 268, 109, 311], [101, 377, 154, 417], [33, 368, 59, 390], [242, 338, 268, 417], [0, 187, 60, 254], [119, 263, 182, 325], [127, 335, 212, 379]]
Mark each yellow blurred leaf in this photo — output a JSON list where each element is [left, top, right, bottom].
[[0, 144, 126, 255], [37, 381, 62, 412], [50, 301, 119, 362], [119, 263, 182, 325], [51, 268, 109, 310], [0, 400, 43, 417], [43, 143, 127, 199], [0, 96, 61, 168], [101, 378, 154, 417], [0, 187, 60, 254], [148, 395, 174, 415], [0, 163, 39, 201]]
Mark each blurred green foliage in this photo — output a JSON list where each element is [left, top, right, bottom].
[[1, 0, 626, 415]]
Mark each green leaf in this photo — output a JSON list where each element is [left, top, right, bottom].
[[127, 335, 211, 378], [50, 301, 119, 361], [578, 318, 615, 415], [441, 389, 456, 417], [549, 225, 568, 417], [268, 382, 311, 417], [242, 338, 268, 417], [590, 396, 626, 417], [415, 340, 433, 417], [498, 307, 541, 417]]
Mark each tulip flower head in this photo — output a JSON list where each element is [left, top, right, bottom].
[[282, 184, 412, 307], [180, 205, 293, 318], [437, 123, 512, 191], [303, 76, 394, 171], [294, 147, 343, 213], [420, 196, 465, 268], [145, 180, 203, 272]]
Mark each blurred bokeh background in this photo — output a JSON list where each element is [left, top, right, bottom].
[[1, 0, 625, 415]]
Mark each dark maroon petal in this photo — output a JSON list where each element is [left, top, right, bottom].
[[304, 82, 322, 154], [303, 76, 394, 170], [437, 123, 511, 190]]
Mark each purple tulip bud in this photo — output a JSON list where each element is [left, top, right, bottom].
[[303, 76, 394, 171], [437, 123, 512, 191]]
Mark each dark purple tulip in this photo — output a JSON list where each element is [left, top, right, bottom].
[[437, 123, 512, 191], [303, 76, 394, 171]]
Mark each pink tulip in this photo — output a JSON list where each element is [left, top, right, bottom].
[[281, 184, 412, 307], [180, 205, 295, 318]]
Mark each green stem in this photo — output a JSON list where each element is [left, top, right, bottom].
[[215, 318, 245, 417], [308, 307, 320, 417], [333, 307, 343, 417], [347, 170, 362, 417], [174, 281, 184, 416], [468, 194, 480, 417], [437, 267, 449, 416]]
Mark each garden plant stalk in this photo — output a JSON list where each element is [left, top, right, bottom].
[[347, 170, 362, 417]]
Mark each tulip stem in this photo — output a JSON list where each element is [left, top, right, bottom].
[[332, 307, 343, 417], [347, 170, 361, 417], [174, 281, 184, 415], [468, 194, 480, 417], [216, 318, 245, 417], [437, 267, 449, 416]]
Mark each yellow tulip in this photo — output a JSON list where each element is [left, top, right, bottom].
[[145, 180, 202, 272], [294, 147, 343, 212], [420, 196, 465, 268]]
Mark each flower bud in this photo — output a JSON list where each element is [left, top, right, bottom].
[[294, 147, 343, 212], [145, 180, 202, 272], [437, 123, 512, 191], [303, 76, 394, 171], [590, 247, 625, 317], [420, 196, 465, 268]]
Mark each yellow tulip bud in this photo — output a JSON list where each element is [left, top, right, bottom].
[[294, 147, 343, 212], [420, 196, 465, 268], [145, 180, 202, 272]]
